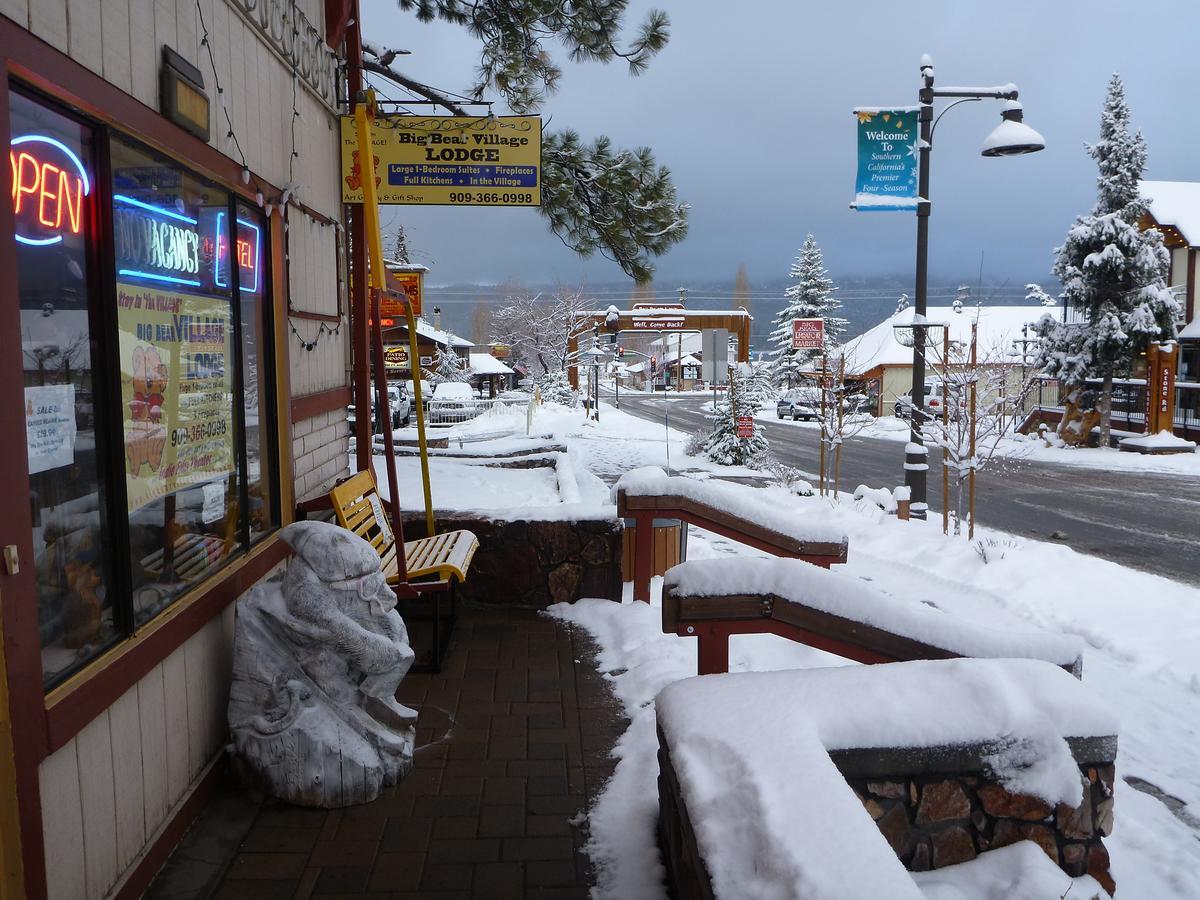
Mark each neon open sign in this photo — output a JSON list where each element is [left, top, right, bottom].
[[9, 134, 92, 246]]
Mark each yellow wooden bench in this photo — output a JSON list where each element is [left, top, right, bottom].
[[329, 470, 479, 671]]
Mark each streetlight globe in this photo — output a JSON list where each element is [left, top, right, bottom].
[[981, 100, 1045, 157]]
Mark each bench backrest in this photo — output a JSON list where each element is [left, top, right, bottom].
[[329, 470, 399, 576]]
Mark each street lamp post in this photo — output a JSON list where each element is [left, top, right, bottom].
[[904, 55, 1045, 519]]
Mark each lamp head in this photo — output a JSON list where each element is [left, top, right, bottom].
[[981, 100, 1045, 157]]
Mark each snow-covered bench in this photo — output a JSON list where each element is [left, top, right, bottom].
[[615, 468, 848, 602], [656, 659, 1117, 900], [663, 557, 1083, 676]]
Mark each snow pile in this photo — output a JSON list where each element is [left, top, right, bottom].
[[656, 659, 1114, 900], [853, 484, 898, 512], [912, 841, 1108, 899], [664, 557, 1083, 668], [1118, 430, 1196, 452], [615, 467, 847, 545]]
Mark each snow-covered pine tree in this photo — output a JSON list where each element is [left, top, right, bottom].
[[1035, 74, 1180, 446], [894, 293, 910, 314], [704, 364, 769, 467], [432, 347, 469, 383], [768, 235, 847, 388], [393, 225, 410, 264], [1024, 283, 1056, 307]]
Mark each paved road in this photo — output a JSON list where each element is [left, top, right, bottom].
[[612, 392, 1200, 587]]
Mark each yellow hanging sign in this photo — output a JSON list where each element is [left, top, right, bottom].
[[340, 115, 541, 207]]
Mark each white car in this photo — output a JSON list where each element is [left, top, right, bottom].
[[427, 382, 481, 425], [776, 388, 822, 421]]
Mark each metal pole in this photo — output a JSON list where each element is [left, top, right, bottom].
[[969, 322, 978, 540], [905, 58, 935, 520], [819, 353, 827, 495], [942, 328, 950, 536]]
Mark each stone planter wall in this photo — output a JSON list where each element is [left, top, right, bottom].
[[401, 511, 622, 607], [658, 728, 1117, 898], [839, 761, 1115, 895]]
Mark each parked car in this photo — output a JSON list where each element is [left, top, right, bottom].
[[347, 383, 412, 432], [427, 382, 481, 425], [776, 387, 822, 421], [894, 379, 953, 421]]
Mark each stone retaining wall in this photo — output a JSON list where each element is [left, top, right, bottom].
[[658, 729, 1117, 897], [401, 511, 622, 606], [841, 762, 1115, 895]]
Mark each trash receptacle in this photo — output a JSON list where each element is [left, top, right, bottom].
[[620, 517, 687, 583]]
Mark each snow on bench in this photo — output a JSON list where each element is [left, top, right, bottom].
[[615, 467, 849, 601], [656, 658, 1118, 900], [663, 557, 1084, 676]]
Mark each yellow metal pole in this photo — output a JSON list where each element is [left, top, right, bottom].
[[354, 95, 436, 537], [942, 328, 949, 536]]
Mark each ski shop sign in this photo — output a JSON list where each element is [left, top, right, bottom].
[[852, 107, 919, 210], [792, 318, 824, 350], [341, 115, 541, 207]]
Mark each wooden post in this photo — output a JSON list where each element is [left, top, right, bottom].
[[677, 332, 682, 393], [968, 323, 977, 540], [697, 626, 731, 675], [633, 511, 654, 603], [566, 332, 580, 389]]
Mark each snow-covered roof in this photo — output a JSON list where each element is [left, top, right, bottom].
[[842, 305, 1060, 373], [468, 352, 513, 375], [1140, 180, 1200, 246], [383, 259, 430, 273], [399, 318, 473, 349]]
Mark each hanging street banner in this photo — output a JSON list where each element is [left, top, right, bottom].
[[116, 282, 235, 512], [341, 115, 541, 207], [852, 107, 919, 211], [791, 318, 825, 351]]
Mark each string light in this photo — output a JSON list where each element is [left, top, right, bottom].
[[289, 319, 342, 352]]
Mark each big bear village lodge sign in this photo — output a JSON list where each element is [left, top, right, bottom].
[[851, 107, 919, 211], [341, 115, 541, 207]]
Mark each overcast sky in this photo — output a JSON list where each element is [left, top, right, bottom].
[[360, 0, 1197, 290]]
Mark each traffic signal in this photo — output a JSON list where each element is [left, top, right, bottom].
[[650, 355, 657, 373], [616, 346, 624, 359]]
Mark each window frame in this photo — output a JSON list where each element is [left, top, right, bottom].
[[10, 84, 282, 691]]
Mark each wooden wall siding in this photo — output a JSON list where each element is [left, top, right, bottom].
[[292, 406, 350, 501], [289, 215, 347, 396], [38, 606, 236, 900], [5, 0, 341, 222]]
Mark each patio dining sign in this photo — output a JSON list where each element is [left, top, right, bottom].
[[341, 115, 541, 207], [852, 107, 919, 211]]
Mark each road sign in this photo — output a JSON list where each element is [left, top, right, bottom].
[[701, 328, 729, 383], [792, 318, 825, 351], [736, 416, 753, 439]]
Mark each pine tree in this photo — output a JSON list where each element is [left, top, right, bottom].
[[432, 347, 468, 383], [393, 225, 410, 263], [1035, 74, 1180, 445], [704, 364, 769, 467], [768, 235, 847, 388]]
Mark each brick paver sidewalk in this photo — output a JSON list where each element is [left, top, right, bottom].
[[151, 605, 628, 899]]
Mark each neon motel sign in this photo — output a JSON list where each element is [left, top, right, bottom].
[[9, 134, 91, 246]]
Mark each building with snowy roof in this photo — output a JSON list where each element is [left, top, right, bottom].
[[1140, 181, 1199, 389], [840, 305, 1060, 417]]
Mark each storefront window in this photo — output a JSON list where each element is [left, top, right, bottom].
[[110, 135, 245, 623], [233, 202, 276, 540], [11, 92, 120, 686], [10, 88, 279, 688]]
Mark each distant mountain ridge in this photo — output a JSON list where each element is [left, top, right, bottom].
[[423, 275, 1057, 351]]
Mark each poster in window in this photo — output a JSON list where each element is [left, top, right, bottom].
[[24, 384, 77, 474], [116, 281, 235, 511]]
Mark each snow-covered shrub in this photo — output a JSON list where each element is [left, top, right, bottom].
[[853, 484, 897, 513], [704, 365, 769, 468], [528, 371, 579, 407], [765, 459, 813, 496], [973, 537, 1020, 564], [684, 430, 707, 458]]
